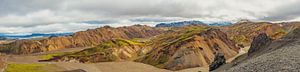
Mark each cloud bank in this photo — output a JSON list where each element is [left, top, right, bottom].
[[0, 0, 300, 33]]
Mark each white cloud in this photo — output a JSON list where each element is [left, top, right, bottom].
[[0, 0, 299, 33], [0, 9, 101, 27]]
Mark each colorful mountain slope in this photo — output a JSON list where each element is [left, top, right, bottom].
[[136, 26, 239, 70], [0, 25, 164, 54]]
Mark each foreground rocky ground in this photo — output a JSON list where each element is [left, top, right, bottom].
[[215, 28, 300, 72], [227, 43, 300, 72]]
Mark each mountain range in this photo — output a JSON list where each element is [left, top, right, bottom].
[[0, 33, 73, 40], [0, 21, 299, 72], [155, 20, 232, 27]]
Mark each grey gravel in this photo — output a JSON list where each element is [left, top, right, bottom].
[[226, 41, 300, 72]]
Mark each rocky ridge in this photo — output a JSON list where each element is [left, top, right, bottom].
[[0, 25, 163, 54]]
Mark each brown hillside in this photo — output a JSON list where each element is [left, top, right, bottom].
[[136, 27, 239, 70], [0, 25, 164, 54], [44, 38, 149, 63]]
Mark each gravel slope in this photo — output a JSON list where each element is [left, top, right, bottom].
[[226, 41, 300, 72]]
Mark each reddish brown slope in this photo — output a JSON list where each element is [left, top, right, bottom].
[[0, 25, 164, 54]]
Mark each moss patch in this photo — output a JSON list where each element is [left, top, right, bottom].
[[160, 26, 208, 47], [231, 35, 248, 44], [4, 63, 61, 72], [39, 52, 71, 60], [99, 38, 143, 48], [138, 26, 209, 68]]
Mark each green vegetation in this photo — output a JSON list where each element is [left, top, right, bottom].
[[39, 52, 71, 60], [99, 38, 143, 48], [232, 35, 248, 44], [130, 38, 142, 42], [161, 26, 208, 47], [53, 38, 144, 62], [254, 24, 269, 31], [140, 26, 209, 67], [4, 63, 59, 72], [63, 45, 118, 62], [270, 28, 287, 39]]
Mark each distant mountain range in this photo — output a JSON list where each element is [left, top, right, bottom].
[[155, 20, 232, 27], [0, 20, 232, 40], [0, 33, 73, 40]]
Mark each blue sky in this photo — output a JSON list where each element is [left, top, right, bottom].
[[0, 0, 300, 33]]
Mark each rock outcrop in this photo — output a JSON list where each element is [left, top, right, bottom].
[[0, 25, 163, 54], [209, 53, 226, 71], [247, 33, 272, 57], [136, 26, 239, 70]]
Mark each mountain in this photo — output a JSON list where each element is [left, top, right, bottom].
[[0, 25, 164, 54], [1, 21, 299, 71], [224, 28, 300, 72], [0, 37, 6, 40], [155, 21, 207, 27], [40, 25, 239, 71], [136, 26, 239, 70], [43, 38, 149, 62], [223, 22, 300, 46], [155, 20, 232, 27], [0, 33, 73, 40], [206, 21, 232, 26]]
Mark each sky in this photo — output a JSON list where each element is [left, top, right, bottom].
[[0, 0, 300, 33]]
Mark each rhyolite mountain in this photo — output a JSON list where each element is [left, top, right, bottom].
[[0, 25, 164, 54], [44, 25, 240, 71], [136, 26, 239, 70], [223, 21, 300, 46], [44, 38, 149, 62]]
